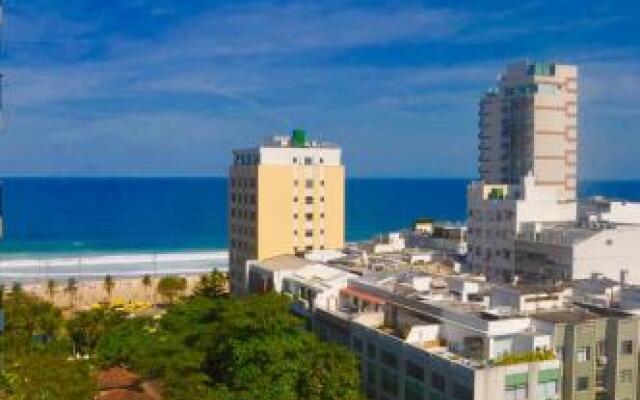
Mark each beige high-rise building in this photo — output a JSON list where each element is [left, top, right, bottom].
[[478, 60, 578, 201], [228, 130, 345, 294]]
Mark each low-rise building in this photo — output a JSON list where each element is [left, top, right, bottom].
[[515, 222, 640, 284], [246, 254, 356, 314]]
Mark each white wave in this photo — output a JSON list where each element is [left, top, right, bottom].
[[0, 250, 229, 280], [0, 250, 228, 269]]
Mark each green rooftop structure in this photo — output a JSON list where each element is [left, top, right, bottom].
[[291, 129, 306, 147]]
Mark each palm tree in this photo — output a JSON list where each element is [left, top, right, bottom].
[[142, 274, 152, 302], [103, 274, 115, 303], [11, 281, 23, 296], [65, 277, 79, 310], [46, 279, 57, 303]]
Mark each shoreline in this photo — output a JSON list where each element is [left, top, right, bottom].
[[0, 250, 229, 282]]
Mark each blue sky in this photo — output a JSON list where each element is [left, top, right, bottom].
[[0, 0, 638, 178]]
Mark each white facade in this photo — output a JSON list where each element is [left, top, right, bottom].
[[467, 174, 576, 281], [580, 197, 640, 225], [247, 255, 355, 313], [515, 223, 640, 284]]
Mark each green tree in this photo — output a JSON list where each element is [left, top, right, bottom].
[[0, 354, 96, 399], [47, 279, 57, 303], [157, 276, 187, 304], [67, 308, 127, 356], [2, 292, 63, 354], [193, 269, 228, 298], [102, 293, 363, 400], [103, 274, 115, 302]]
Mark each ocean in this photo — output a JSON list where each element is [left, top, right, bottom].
[[0, 177, 639, 255]]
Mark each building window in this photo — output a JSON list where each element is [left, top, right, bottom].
[[576, 376, 589, 391], [366, 363, 376, 385], [380, 350, 397, 368], [380, 368, 399, 396], [537, 381, 558, 399], [453, 383, 473, 400], [293, 196, 298, 202], [305, 230, 313, 238], [320, 180, 325, 186], [320, 212, 325, 218], [577, 346, 591, 362], [431, 372, 446, 392], [293, 230, 298, 236], [293, 157, 297, 164], [293, 213, 298, 219], [367, 343, 376, 359], [319, 157, 324, 164], [620, 369, 633, 383], [304, 157, 313, 165], [305, 179, 314, 189], [320, 196, 325, 202], [320, 229, 325, 235], [353, 337, 363, 353], [305, 213, 313, 221], [305, 196, 314, 205], [622, 340, 633, 354], [406, 360, 424, 381], [505, 386, 526, 400], [294, 180, 298, 186]]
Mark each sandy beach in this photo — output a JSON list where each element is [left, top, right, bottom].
[[20, 274, 205, 310]]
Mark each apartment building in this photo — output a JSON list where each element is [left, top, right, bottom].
[[228, 130, 345, 294], [314, 275, 567, 400], [478, 61, 578, 201], [515, 221, 640, 284], [467, 174, 576, 281]]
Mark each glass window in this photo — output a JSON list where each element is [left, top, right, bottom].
[[366, 363, 376, 385], [305, 213, 313, 221], [380, 368, 399, 396], [431, 372, 446, 392], [576, 376, 589, 391], [304, 157, 313, 165], [366, 343, 376, 359], [621, 340, 633, 354], [380, 350, 397, 368], [620, 369, 633, 383], [577, 346, 591, 362], [453, 383, 473, 400], [505, 387, 527, 400], [353, 337, 363, 353], [405, 379, 424, 400], [406, 360, 424, 381], [537, 381, 557, 398], [305, 196, 314, 205], [305, 179, 314, 189]]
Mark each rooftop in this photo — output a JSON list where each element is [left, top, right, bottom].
[[255, 254, 314, 272], [533, 309, 598, 324]]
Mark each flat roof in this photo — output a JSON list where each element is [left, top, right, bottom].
[[256, 254, 314, 271], [533, 309, 598, 324]]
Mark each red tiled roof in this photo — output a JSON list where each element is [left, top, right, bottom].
[[97, 389, 154, 400], [97, 367, 141, 391], [340, 286, 384, 305]]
